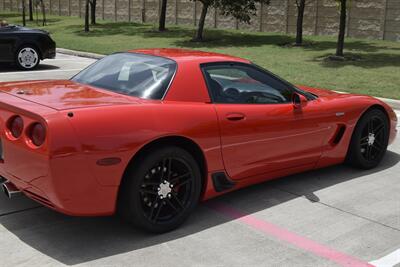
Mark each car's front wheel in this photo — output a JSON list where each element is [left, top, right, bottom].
[[119, 146, 202, 233], [347, 108, 389, 169], [15, 46, 40, 70]]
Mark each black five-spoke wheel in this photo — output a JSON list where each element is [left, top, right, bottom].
[[347, 108, 389, 169], [140, 157, 195, 224], [119, 146, 201, 233], [359, 115, 386, 162]]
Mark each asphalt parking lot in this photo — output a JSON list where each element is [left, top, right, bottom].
[[0, 53, 399, 267]]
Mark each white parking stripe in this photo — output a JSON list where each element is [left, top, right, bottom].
[[369, 249, 400, 267], [0, 69, 83, 75]]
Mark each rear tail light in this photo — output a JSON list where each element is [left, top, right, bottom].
[[8, 116, 24, 138], [29, 123, 46, 147]]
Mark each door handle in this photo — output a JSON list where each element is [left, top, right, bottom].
[[226, 113, 246, 121]]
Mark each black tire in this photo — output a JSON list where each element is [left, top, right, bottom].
[[118, 146, 202, 233], [346, 108, 389, 169], [15, 45, 40, 70]]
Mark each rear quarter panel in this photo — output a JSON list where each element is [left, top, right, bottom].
[[66, 102, 222, 187]]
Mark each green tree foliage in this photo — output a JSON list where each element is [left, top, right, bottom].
[[193, 0, 270, 41]]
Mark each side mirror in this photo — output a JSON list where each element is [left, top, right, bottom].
[[292, 93, 308, 109]]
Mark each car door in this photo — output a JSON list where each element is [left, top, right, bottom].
[[202, 62, 331, 181], [0, 27, 15, 62]]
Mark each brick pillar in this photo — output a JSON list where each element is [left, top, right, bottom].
[[114, 0, 117, 21], [382, 0, 389, 40], [102, 0, 104, 20], [286, 0, 290, 34], [214, 7, 217, 28], [175, 0, 178, 24], [259, 2, 263, 32], [346, 0, 352, 37], [314, 0, 319, 35], [193, 1, 196, 26], [128, 0, 131, 22]]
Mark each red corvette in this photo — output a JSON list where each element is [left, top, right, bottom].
[[0, 49, 397, 232]]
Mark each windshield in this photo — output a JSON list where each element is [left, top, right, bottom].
[[72, 53, 177, 100]]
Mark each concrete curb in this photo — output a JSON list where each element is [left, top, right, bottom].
[[56, 48, 400, 110], [56, 48, 104, 60], [377, 97, 400, 111]]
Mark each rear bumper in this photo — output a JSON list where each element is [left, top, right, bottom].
[[0, 163, 118, 216]]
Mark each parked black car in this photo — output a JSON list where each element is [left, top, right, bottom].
[[0, 25, 56, 70]]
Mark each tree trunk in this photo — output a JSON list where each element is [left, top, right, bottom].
[[28, 0, 33, 21], [90, 0, 96, 25], [336, 0, 347, 57], [36, 3, 39, 25], [85, 0, 90, 32], [40, 0, 46, 26], [22, 0, 26, 26], [194, 2, 209, 41], [159, 0, 167, 31], [295, 0, 306, 45]]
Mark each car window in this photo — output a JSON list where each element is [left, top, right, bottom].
[[202, 64, 293, 104], [72, 53, 176, 100]]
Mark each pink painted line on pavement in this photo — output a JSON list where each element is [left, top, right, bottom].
[[207, 202, 374, 267]]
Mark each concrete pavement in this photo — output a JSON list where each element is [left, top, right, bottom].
[[0, 53, 96, 81], [0, 54, 399, 267]]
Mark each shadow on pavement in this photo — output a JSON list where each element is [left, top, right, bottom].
[[0, 151, 399, 265], [0, 63, 60, 73]]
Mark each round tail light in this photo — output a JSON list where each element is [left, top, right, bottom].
[[8, 116, 24, 138], [30, 123, 46, 147]]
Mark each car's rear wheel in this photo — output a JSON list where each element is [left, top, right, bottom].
[[119, 146, 202, 233], [346, 108, 389, 169], [15, 46, 40, 70]]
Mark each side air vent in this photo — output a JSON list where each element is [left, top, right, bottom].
[[212, 172, 236, 192], [332, 125, 346, 145]]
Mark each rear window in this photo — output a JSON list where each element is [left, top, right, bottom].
[[72, 53, 177, 100]]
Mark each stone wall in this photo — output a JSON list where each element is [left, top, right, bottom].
[[1, 0, 399, 41]]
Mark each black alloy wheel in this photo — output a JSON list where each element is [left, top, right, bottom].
[[119, 146, 201, 233], [347, 109, 389, 169]]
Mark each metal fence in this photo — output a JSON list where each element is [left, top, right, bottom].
[[1, 0, 399, 41]]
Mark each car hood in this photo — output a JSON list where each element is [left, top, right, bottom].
[[0, 80, 139, 110]]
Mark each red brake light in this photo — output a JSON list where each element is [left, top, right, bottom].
[[30, 123, 46, 147], [8, 116, 24, 138]]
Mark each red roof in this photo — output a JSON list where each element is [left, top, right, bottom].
[[129, 48, 250, 64]]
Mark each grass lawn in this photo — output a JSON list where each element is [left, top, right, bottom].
[[2, 12, 400, 99]]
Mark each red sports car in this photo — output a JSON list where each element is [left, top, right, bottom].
[[0, 49, 397, 233]]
